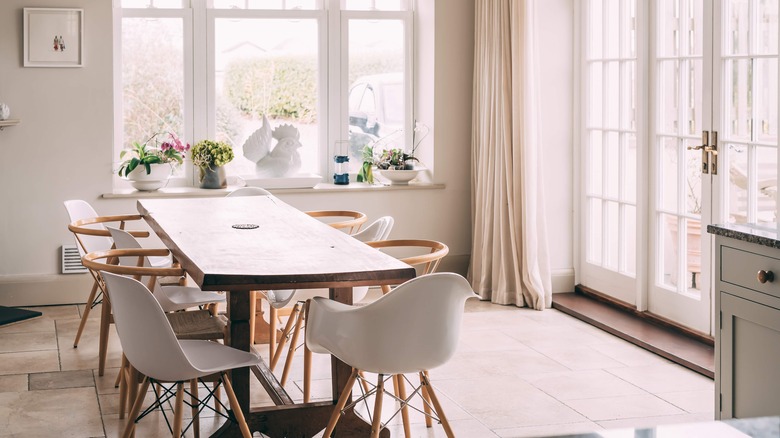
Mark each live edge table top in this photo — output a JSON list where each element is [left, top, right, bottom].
[[137, 197, 416, 291]]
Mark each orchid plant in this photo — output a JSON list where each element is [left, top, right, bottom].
[[356, 121, 428, 184], [118, 132, 190, 177]]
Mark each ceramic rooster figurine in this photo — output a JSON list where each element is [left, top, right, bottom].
[[242, 115, 302, 177]]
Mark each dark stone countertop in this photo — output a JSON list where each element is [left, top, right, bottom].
[[546, 415, 780, 437], [707, 222, 780, 250]]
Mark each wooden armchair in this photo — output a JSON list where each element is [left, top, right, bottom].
[[365, 239, 450, 294], [305, 210, 368, 233]]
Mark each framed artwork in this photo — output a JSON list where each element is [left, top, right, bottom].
[[23, 8, 84, 67]]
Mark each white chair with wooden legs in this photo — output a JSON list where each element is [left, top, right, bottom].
[[306, 273, 477, 438], [270, 216, 395, 402], [65, 200, 172, 352], [101, 271, 258, 438], [82, 248, 229, 428]]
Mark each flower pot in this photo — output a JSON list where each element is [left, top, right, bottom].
[[378, 168, 422, 185], [200, 164, 227, 189], [125, 164, 172, 191]]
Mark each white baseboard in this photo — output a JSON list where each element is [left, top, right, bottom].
[[552, 268, 575, 293], [0, 274, 95, 307]]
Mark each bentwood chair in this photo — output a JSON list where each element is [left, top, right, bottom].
[[306, 273, 477, 438], [82, 248, 229, 428], [101, 272, 258, 438], [64, 200, 171, 351], [365, 239, 449, 294], [306, 210, 368, 233]]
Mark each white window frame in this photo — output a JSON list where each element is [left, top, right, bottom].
[[114, 0, 415, 188]]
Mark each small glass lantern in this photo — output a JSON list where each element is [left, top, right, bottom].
[[334, 155, 349, 185]]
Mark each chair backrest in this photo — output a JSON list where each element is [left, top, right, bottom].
[[227, 187, 272, 197], [64, 200, 113, 257], [106, 227, 181, 309], [366, 239, 449, 294], [351, 216, 394, 243], [101, 271, 196, 381], [306, 210, 367, 233], [306, 272, 476, 374]]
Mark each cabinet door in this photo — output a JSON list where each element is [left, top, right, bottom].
[[720, 293, 780, 419]]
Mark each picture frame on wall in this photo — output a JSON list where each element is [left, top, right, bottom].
[[23, 8, 84, 68]]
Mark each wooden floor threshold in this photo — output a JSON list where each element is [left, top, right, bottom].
[[552, 291, 714, 378]]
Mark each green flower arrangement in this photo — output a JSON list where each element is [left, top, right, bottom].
[[191, 140, 234, 181]]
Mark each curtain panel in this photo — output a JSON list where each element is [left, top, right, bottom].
[[468, 0, 552, 309]]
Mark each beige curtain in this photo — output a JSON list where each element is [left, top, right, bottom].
[[468, 0, 552, 309]]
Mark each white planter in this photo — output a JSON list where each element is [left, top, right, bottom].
[[125, 164, 172, 191], [378, 169, 422, 185]]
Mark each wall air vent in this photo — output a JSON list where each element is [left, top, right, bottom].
[[61, 244, 88, 274]]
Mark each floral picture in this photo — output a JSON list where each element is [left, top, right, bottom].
[[24, 8, 83, 67]]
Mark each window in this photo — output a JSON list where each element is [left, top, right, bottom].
[[116, 0, 413, 185]]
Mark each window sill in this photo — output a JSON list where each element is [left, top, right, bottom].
[[102, 182, 445, 199]]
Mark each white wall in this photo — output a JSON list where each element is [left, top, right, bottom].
[[537, 0, 575, 292], [0, 0, 576, 306]]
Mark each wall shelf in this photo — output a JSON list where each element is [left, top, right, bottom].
[[0, 119, 20, 131]]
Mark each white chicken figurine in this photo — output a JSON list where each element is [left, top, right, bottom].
[[242, 115, 303, 178]]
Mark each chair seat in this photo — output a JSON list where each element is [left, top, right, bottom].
[[157, 286, 226, 312], [180, 340, 260, 377], [167, 310, 227, 340]]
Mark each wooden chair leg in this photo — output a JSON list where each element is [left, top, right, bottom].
[[395, 375, 411, 438], [420, 373, 433, 428], [98, 295, 111, 377], [322, 368, 359, 438], [118, 355, 129, 419], [73, 280, 98, 348], [190, 379, 200, 438], [420, 371, 454, 438], [269, 304, 278, 360], [172, 382, 185, 438], [221, 372, 252, 438], [270, 303, 300, 371], [122, 376, 150, 438], [249, 291, 257, 346], [358, 370, 371, 397], [381, 285, 391, 295], [370, 374, 385, 438], [280, 305, 304, 386], [214, 382, 222, 414]]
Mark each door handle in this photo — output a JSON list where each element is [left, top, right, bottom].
[[687, 131, 710, 174]]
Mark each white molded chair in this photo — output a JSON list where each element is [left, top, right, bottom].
[[101, 271, 258, 438], [229, 186, 272, 197], [271, 216, 395, 400], [306, 273, 477, 438], [107, 226, 225, 312]]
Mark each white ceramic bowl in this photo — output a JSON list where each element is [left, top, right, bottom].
[[378, 169, 422, 185]]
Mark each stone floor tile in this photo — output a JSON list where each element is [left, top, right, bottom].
[[0, 331, 58, 354], [0, 387, 103, 437], [606, 363, 713, 394], [522, 369, 644, 401], [29, 369, 95, 391], [528, 344, 627, 371], [22, 305, 81, 320], [0, 351, 60, 376], [655, 390, 716, 414], [434, 348, 569, 381], [564, 393, 685, 421], [0, 374, 28, 393], [0, 317, 55, 335]]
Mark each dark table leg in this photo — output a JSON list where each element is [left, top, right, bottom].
[[227, 290, 252, 414]]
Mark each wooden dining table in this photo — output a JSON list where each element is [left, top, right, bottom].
[[137, 196, 416, 437]]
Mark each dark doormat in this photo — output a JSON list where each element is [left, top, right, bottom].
[[0, 306, 42, 327]]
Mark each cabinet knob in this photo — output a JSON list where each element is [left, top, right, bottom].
[[758, 270, 775, 284]]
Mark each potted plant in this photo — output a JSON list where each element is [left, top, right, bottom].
[[118, 132, 189, 191], [356, 122, 428, 185], [191, 140, 235, 189]]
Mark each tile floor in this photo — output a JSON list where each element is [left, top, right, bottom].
[[0, 297, 714, 437]]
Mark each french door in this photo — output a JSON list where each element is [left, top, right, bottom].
[[580, 0, 779, 335]]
